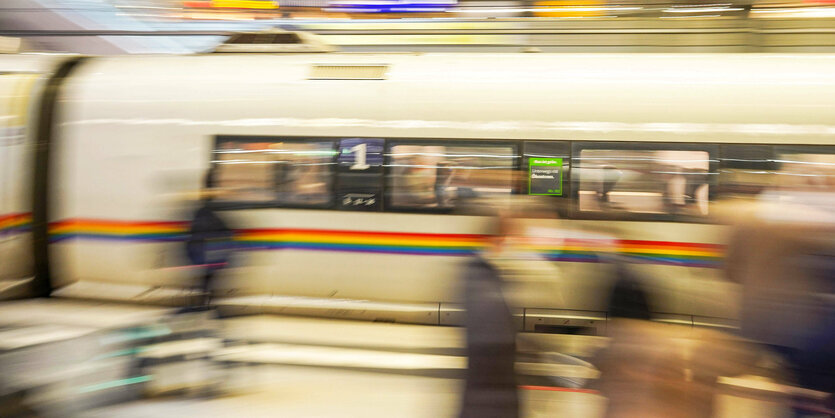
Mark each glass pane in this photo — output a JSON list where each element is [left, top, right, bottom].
[[227, 34, 256, 44], [775, 152, 835, 191], [213, 139, 336, 206], [387, 144, 516, 209], [274, 142, 336, 206], [577, 149, 712, 216], [719, 145, 775, 199], [214, 140, 276, 202], [719, 146, 835, 201]]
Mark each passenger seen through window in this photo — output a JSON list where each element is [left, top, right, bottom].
[[212, 139, 336, 206], [387, 144, 516, 209], [576, 149, 711, 216]]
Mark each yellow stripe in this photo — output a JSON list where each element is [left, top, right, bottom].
[[49, 225, 184, 235], [0, 221, 29, 228], [526, 244, 719, 257], [301, 22, 505, 31], [620, 248, 720, 257], [0, 215, 32, 229], [212, 0, 277, 8], [238, 234, 481, 247]]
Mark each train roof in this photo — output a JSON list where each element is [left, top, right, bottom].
[[56, 52, 835, 145], [80, 51, 835, 77]]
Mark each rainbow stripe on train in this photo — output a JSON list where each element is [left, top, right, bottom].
[[0, 213, 32, 236], [48, 218, 723, 268]]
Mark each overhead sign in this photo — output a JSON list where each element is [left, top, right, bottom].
[[529, 157, 563, 196]]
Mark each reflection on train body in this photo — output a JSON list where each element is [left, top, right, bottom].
[[214, 140, 337, 206], [577, 149, 711, 216], [388, 144, 516, 209]]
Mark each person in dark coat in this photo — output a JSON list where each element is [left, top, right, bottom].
[[459, 207, 519, 418], [606, 263, 651, 321], [185, 169, 235, 308]]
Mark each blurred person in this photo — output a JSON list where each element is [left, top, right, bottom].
[[185, 168, 236, 309], [593, 263, 676, 418], [0, 389, 39, 418], [435, 161, 454, 207], [686, 169, 710, 216], [393, 152, 437, 207], [456, 195, 565, 414], [274, 143, 329, 204], [287, 160, 327, 203], [665, 168, 688, 214], [598, 165, 622, 208], [451, 157, 482, 202], [594, 262, 756, 418], [724, 214, 835, 416], [457, 200, 521, 418]]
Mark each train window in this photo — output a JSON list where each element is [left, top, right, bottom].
[[385, 142, 517, 210], [773, 145, 835, 192], [213, 140, 276, 203], [718, 145, 835, 201], [719, 145, 776, 199], [225, 34, 256, 44], [212, 137, 337, 207], [573, 143, 717, 217], [274, 141, 337, 206]]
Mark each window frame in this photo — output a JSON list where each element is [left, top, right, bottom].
[[717, 144, 777, 199], [570, 141, 720, 223], [522, 140, 573, 219], [772, 144, 835, 191], [207, 136, 831, 223], [210, 135, 340, 211], [716, 144, 835, 200], [382, 138, 522, 214]]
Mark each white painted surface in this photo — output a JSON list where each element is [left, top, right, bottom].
[[47, 52, 835, 320]]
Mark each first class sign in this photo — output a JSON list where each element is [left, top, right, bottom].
[[528, 157, 563, 196]]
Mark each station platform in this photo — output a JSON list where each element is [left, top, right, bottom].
[[79, 365, 805, 418], [0, 298, 172, 330], [0, 298, 814, 417]]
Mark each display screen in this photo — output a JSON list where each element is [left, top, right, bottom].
[[529, 157, 563, 195]]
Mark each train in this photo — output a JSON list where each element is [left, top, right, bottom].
[[0, 35, 833, 332]]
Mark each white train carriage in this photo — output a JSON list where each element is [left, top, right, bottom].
[[5, 42, 835, 330]]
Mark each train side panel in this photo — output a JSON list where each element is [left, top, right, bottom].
[[49, 53, 835, 320]]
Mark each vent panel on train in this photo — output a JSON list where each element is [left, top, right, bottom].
[[308, 64, 389, 80]]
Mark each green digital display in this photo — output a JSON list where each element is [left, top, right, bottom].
[[529, 157, 563, 196]]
